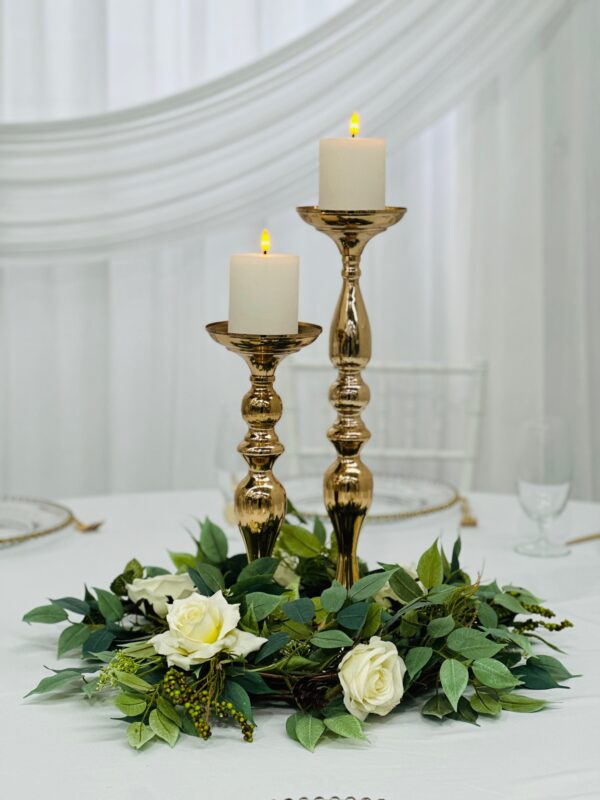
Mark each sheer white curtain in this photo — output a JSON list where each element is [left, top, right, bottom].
[[0, 0, 598, 500]]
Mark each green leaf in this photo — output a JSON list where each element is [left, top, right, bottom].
[[157, 696, 183, 727], [221, 681, 254, 723], [189, 563, 225, 595], [320, 581, 347, 613], [149, 709, 180, 747], [115, 693, 147, 717], [57, 623, 91, 657], [114, 672, 153, 693], [528, 655, 579, 681], [477, 602, 498, 629], [168, 551, 198, 572], [279, 524, 323, 558], [499, 693, 547, 713], [246, 591, 282, 621], [405, 647, 433, 679], [93, 588, 124, 622], [23, 603, 68, 624], [324, 714, 367, 741], [144, 566, 170, 577], [348, 570, 396, 602], [281, 620, 313, 641], [295, 713, 326, 752], [421, 693, 454, 719], [447, 628, 505, 660], [200, 518, 228, 564], [511, 664, 565, 690], [493, 593, 528, 615], [238, 557, 279, 581], [440, 659, 469, 712], [469, 691, 502, 715], [82, 677, 100, 698], [313, 517, 327, 545], [310, 629, 353, 649], [472, 658, 521, 689], [388, 567, 423, 603], [427, 585, 457, 605], [227, 672, 273, 696], [417, 541, 444, 589], [427, 614, 455, 638], [450, 536, 462, 573], [82, 628, 114, 656], [361, 603, 383, 638], [255, 632, 290, 663], [127, 721, 155, 750], [240, 604, 259, 636], [337, 601, 369, 632], [51, 597, 90, 616], [286, 712, 300, 742], [25, 669, 81, 697], [286, 498, 307, 524], [282, 598, 315, 624], [124, 558, 143, 579]]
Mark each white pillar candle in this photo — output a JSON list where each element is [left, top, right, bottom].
[[228, 230, 299, 335], [319, 113, 385, 210]]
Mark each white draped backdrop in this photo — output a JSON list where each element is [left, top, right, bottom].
[[0, 0, 598, 500]]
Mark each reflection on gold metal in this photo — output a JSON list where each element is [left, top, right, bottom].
[[296, 207, 406, 587], [206, 321, 321, 562]]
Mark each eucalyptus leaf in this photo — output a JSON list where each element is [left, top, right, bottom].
[[388, 567, 423, 603], [25, 669, 81, 698], [348, 570, 395, 602], [421, 693, 454, 719], [127, 721, 155, 750], [51, 597, 90, 616], [295, 713, 326, 751], [405, 646, 433, 679], [93, 588, 124, 622], [320, 581, 347, 613], [200, 518, 228, 564], [238, 557, 279, 582], [227, 671, 273, 695], [469, 691, 502, 715], [221, 681, 254, 723], [189, 563, 225, 595], [447, 628, 505, 660], [57, 623, 91, 657], [114, 672, 153, 693], [427, 614, 455, 638], [23, 603, 68, 625], [115, 693, 147, 717], [324, 714, 367, 741], [149, 709, 180, 747], [472, 658, 521, 689], [528, 655, 579, 681], [82, 627, 114, 656], [417, 541, 443, 589], [246, 591, 282, 621], [499, 693, 546, 713], [310, 629, 353, 649], [255, 632, 290, 663], [282, 598, 315, 624], [361, 603, 383, 638], [337, 601, 369, 632], [440, 659, 469, 711], [511, 664, 565, 690]]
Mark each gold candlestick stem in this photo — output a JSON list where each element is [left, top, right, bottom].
[[296, 207, 406, 587], [206, 321, 321, 562]]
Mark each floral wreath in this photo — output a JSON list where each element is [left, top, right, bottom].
[[24, 507, 576, 751]]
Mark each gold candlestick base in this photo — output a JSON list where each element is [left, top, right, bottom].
[[206, 321, 321, 562], [296, 207, 406, 587]]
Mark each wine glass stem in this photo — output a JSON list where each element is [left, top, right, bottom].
[[536, 518, 552, 548]]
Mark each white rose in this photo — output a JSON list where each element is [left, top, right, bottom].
[[150, 591, 266, 670], [126, 573, 196, 617], [338, 636, 406, 721]]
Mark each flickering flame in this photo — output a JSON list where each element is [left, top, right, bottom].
[[260, 228, 271, 254], [349, 112, 360, 138]]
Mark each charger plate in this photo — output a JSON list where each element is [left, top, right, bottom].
[[285, 474, 459, 523], [0, 497, 73, 545]]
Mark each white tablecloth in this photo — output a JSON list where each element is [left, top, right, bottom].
[[2, 490, 600, 800]]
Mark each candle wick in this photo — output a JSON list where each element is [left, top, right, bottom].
[[263, 250, 267, 255]]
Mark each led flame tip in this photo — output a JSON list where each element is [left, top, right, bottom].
[[349, 112, 360, 137], [260, 228, 271, 254]]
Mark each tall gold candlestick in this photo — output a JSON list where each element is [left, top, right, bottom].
[[296, 208, 406, 587], [206, 321, 321, 562]]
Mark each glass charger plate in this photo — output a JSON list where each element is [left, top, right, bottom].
[[0, 497, 73, 544], [286, 475, 459, 523]]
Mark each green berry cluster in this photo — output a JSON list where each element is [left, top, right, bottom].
[[163, 667, 255, 742], [96, 652, 139, 690]]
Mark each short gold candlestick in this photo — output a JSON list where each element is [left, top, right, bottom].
[[206, 321, 321, 562], [296, 207, 406, 587]]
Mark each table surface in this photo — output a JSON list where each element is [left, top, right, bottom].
[[2, 490, 600, 800]]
